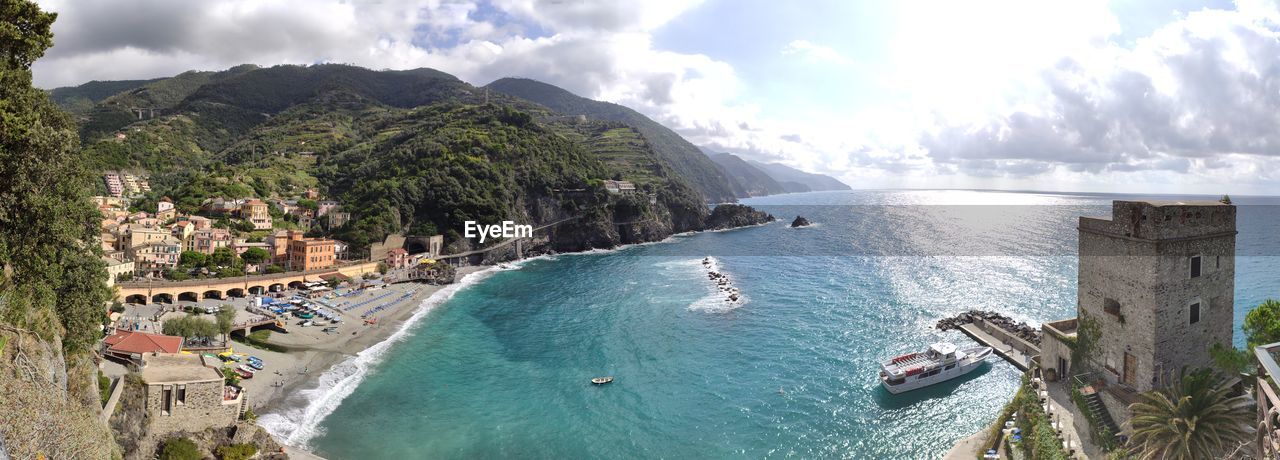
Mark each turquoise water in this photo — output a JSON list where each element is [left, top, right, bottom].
[[265, 190, 1280, 459]]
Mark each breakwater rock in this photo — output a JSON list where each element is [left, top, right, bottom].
[[790, 216, 811, 227], [936, 310, 1041, 345]]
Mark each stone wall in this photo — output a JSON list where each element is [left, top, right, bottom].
[[145, 380, 241, 437], [1040, 319, 1075, 381]]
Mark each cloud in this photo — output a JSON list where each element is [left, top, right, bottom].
[[29, 0, 1280, 194], [920, 3, 1280, 185], [781, 39, 852, 65]]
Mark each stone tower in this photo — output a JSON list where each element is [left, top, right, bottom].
[[1076, 200, 1236, 392]]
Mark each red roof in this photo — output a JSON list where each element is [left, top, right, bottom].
[[387, 248, 408, 256], [104, 330, 183, 354]]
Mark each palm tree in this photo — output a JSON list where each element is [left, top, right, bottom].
[[1128, 368, 1254, 460]]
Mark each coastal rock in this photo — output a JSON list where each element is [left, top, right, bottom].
[[703, 204, 775, 231], [790, 216, 811, 228], [936, 310, 1042, 345]]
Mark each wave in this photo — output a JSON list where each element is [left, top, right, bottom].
[[688, 256, 747, 313], [257, 264, 518, 449]]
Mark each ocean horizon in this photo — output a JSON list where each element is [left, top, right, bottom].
[[263, 189, 1280, 459]]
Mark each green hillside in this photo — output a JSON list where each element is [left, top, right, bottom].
[[61, 64, 769, 252], [485, 77, 740, 203]]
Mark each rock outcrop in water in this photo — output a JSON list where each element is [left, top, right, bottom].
[[937, 310, 1041, 345], [790, 216, 811, 228], [703, 204, 775, 231]]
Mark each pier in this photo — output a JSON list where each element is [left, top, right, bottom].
[[957, 320, 1038, 371]]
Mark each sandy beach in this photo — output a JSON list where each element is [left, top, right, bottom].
[[219, 267, 485, 413]]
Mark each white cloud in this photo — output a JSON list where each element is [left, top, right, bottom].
[[29, 0, 1280, 194], [781, 40, 852, 65]]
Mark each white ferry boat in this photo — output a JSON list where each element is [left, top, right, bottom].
[[879, 343, 992, 394]]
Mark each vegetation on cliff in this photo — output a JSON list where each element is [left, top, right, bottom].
[[704, 204, 775, 230], [486, 77, 740, 203], [0, 0, 117, 457]]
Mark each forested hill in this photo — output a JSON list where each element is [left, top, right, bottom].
[[484, 77, 740, 203], [60, 64, 772, 255]]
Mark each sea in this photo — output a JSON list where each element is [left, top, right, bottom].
[[259, 189, 1280, 459]]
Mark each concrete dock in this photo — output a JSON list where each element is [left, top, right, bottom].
[[958, 322, 1035, 371]]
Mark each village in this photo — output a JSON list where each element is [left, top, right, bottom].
[[90, 171, 474, 457]]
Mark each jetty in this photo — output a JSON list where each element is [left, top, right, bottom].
[[957, 322, 1036, 370], [939, 311, 1040, 371]]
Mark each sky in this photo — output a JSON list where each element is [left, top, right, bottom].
[[30, 0, 1280, 195]]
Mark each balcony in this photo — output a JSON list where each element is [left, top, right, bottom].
[[1255, 342, 1280, 458]]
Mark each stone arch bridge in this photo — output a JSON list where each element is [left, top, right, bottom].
[[115, 263, 380, 305]]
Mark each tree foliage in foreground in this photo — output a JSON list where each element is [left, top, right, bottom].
[[0, 0, 110, 353], [1127, 368, 1253, 460], [0, 1, 117, 458]]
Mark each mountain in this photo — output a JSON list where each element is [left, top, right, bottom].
[[484, 78, 739, 203], [702, 149, 787, 197], [64, 64, 771, 256], [48, 78, 162, 114], [745, 160, 851, 192]]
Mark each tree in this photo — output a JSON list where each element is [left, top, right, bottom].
[[1243, 299, 1280, 347], [159, 437, 202, 460], [377, 262, 389, 275], [240, 247, 269, 266], [264, 264, 285, 274], [1128, 368, 1253, 460], [297, 198, 319, 211], [179, 250, 208, 267], [0, 0, 111, 353], [162, 316, 219, 340], [210, 247, 242, 269], [215, 305, 235, 342]]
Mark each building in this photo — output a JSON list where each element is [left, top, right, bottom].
[[103, 172, 124, 198], [130, 236, 183, 275], [1040, 200, 1235, 426], [385, 248, 410, 269], [327, 210, 351, 229], [191, 228, 232, 255], [333, 240, 349, 260], [186, 215, 212, 231], [120, 173, 149, 196], [603, 180, 637, 195], [102, 330, 183, 365], [92, 195, 127, 209], [267, 230, 292, 265], [103, 255, 134, 287], [240, 199, 272, 230], [138, 353, 244, 438], [317, 200, 340, 217], [171, 220, 195, 246], [125, 224, 172, 249], [156, 197, 176, 222], [230, 239, 270, 256], [288, 234, 337, 271], [202, 197, 241, 216]]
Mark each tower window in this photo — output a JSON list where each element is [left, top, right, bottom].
[[1190, 302, 1201, 324], [1104, 298, 1121, 317], [1190, 255, 1202, 278]]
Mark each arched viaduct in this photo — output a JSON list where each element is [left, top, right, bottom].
[[115, 262, 380, 304]]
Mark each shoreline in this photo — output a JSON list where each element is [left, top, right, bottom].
[[246, 266, 489, 455], [251, 222, 777, 456]]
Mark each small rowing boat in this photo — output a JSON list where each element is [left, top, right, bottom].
[[591, 376, 614, 385]]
